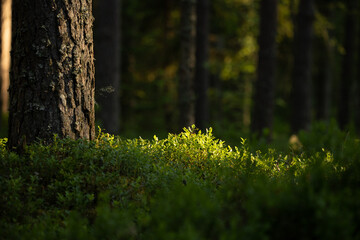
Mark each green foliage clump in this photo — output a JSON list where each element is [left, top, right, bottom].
[[0, 126, 360, 239]]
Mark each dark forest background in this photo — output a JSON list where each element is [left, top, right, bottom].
[[1, 0, 359, 146]]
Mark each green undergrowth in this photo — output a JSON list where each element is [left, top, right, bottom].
[[0, 125, 360, 239]]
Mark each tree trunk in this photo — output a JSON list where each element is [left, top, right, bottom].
[[179, 0, 196, 129], [94, 0, 121, 134], [251, 0, 277, 138], [314, 35, 332, 122], [0, 0, 11, 130], [356, 4, 360, 134], [338, 0, 358, 130], [162, 0, 175, 132], [290, 0, 315, 133], [9, 0, 95, 150], [195, 0, 210, 131]]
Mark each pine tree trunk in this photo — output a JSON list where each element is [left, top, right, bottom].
[[195, 0, 210, 131], [356, 4, 360, 134], [179, 0, 196, 129], [0, 0, 11, 127], [8, 0, 95, 150], [162, 0, 175, 132], [94, 0, 121, 134], [251, 0, 277, 138], [338, 0, 358, 130], [290, 0, 315, 133], [314, 36, 332, 121]]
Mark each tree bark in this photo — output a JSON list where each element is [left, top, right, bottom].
[[195, 0, 210, 131], [162, 0, 175, 132], [94, 0, 121, 134], [9, 0, 95, 150], [314, 36, 332, 122], [338, 0, 358, 130], [0, 0, 11, 126], [179, 0, 196, 129], [251, 0, 277, 138], [356, 3, 360, 134], [290, 0, 315, 133]]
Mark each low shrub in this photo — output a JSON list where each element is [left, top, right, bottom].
[[0, 125, 359, 239]]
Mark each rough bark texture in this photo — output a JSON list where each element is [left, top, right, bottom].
[[338, 0, 358, 130], [290, 0, 315, 133], [251, 0, 277, 138], [9, 0, 95, 149], [195, 0, 210, 131], [0, 0, 11, 115], [179, 0, 196, 129], [94, 0, 120, 134]]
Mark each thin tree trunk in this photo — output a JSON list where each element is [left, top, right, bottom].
[[195, 0, 210, 131], [251, 0, 277, 138], [9, 0, 95, 150], [163, 0, 175, 132], [0, 0, 11, 126], [179, 0, 196, 129], [356, 5, 360, 134], [94, 0, 121, 134], [290, 0, 315, 133], [314, 36, 332, 121], [338, 0, 358, 130], [314, 3, 335, 123]]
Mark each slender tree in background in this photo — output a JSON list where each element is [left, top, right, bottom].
[[195, 0, 210, 131], [338, 0, 358, 130], [314, 1, 334, 122], [9, 0, 95, 150], [179, 0, 196, 129], [314, 36, 332, 122], [0, 0, 11, 130], [94, 0, 121, 134], [357, 10, 360, 134], [251, 0, 278, 138], [290, 0, 315, 133], [162, 0, 176, 132]]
